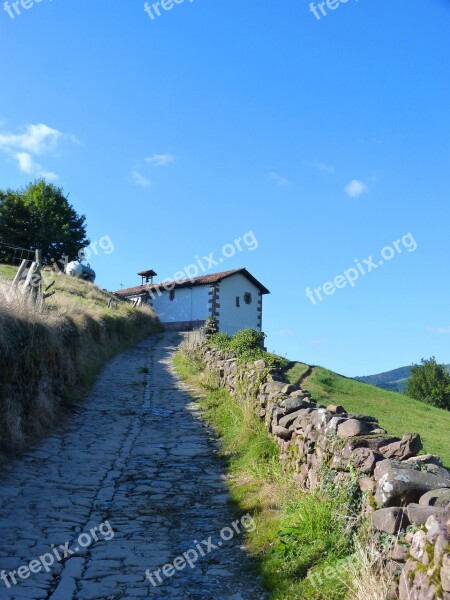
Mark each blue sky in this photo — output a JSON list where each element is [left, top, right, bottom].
[[1, 0, 449, 376]]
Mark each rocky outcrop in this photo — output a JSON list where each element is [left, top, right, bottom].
[[199, 344, 450, 600]]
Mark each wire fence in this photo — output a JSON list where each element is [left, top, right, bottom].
[[0, 242, 34, 267]]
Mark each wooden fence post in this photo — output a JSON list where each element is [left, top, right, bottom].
[[12, 259, 29, 288], [33, 249, 43, 301]]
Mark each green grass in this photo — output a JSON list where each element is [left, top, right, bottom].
[[266, 492, 357, 600], [284, 362, 312, 385], [285, 362, 450, 467], [173, 351, 359, 600], [0, 264, 17, 280]]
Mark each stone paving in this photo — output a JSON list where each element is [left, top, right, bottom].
[[0, 333, 265, 600]]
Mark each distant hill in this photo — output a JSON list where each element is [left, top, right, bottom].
[[355, 364, 450, 393]]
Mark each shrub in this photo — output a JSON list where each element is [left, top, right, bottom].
[[209, 329, 286, 370], [229, 329, 266, 353], [209, 332, 231, 349], [407, 357, 450, 410]]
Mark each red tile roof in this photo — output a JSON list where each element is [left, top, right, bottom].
[[115, 268, 270, 297]]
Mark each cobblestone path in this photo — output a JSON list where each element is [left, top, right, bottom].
[[0, 333, 265, 600]]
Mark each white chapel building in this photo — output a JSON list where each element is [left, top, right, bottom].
[[115, 268, 270, 335]]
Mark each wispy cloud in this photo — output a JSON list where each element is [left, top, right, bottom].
[[130, 152, 174, 186], [131, 170, 151, 187], [345, 179, 368, 198], [269, 171, 291, 187], [145, 153, 175, 167], [304, 160, 335, 174], [15, 152, 57, 180], [427, 326, 450, 335], [0, 123, 73, 178]]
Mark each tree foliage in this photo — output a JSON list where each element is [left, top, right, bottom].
[[0, 179, 89, 265], [406, 357, 450, 410]]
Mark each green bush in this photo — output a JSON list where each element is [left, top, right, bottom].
[[210, 332, 231, 349], [229, 329, 266, 353], [209, 329, 285, 370]]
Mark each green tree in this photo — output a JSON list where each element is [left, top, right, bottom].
[[0, 180, 89, 264], [0, 189, 32, 261], [406, 357, 450, 410]]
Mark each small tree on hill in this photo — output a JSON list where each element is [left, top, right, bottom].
[[0, 179, 89, 264], [406, 357, 450, 410]]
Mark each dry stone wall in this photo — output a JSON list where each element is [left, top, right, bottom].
[[201, 345, 450, 600]]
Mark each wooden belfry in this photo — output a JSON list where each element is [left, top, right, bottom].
[[138, 269, 157, 285]]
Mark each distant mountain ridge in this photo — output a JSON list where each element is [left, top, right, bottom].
[[355, 364, 450, 393]]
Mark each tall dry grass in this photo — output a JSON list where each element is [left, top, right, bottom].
[[0, 274, 161, 453], [343, 538, 397, 600]]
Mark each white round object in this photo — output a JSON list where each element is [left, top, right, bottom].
[[65, 261, 83, 278]]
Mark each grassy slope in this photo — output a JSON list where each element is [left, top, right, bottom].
[[285, 363, 450, 467], [0, 263, 162, 451]]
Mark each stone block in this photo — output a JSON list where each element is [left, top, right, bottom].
[[372, 507, 408, 534]]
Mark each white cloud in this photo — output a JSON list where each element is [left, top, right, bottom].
[[15, 152, 35, 174], [145, 153, 175, 167], [131, 170, 151, 187], [427, 326, 450, 335], [345, 179, 368, 198], [305, 160, 335, 174], [269, 171, 291, 187], [0, 123, 72, 178], [0, 123, 61, 155], [15, 152, 58, 180]]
